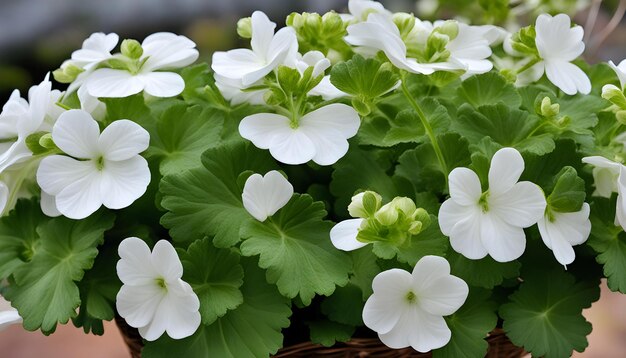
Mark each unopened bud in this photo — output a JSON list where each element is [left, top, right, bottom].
[[286, 13, 305, 28], [539, 96, 560, 117], [392, 13, 416, 38], [121, 39, 143, 59], [602, 84, 626, 109], [237, 17, 252, 38], [348, 191, 382, 218], [434, 20, 459, 41]]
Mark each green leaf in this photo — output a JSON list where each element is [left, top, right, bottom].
[[73, 241, 121, 335], [330, 55, 399, 100], [396, 133, 471, 193], [433, 288, 498, 358], [321, 284, 364, 326], [500, 270, 600, 358], [385, 98, 451, 145], [0, 200, 45, 279], [142, 259, 291, 358], [456, 72, 521, 109], [180, 63, 214, 103], [102, 94, 153, 131], [240, 194, 351, 305], [349, 248, 380, 299], [147, 104, 224, 176], [547, 166, 585, 213], [160, 141, 275, 247], [454, 103, 555, 155], [448, 251, 520, 289], [308, 320, 355, 347], [179, 238, 244, 325], [587, 197, 626, 293], [4, 211, 115, 334]]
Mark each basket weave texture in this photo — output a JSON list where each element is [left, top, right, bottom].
[[115, 317, 526, 358]]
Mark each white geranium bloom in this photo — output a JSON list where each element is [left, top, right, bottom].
[[519, 14, 590, 95], [608, 59, 626, 89], [363, 256, 468, 352], [71, 32, 119, 70], [538, 203, 591, 267], [212, 11, 298, 88], [37, 110, 150, 219], [116, 237, 201, 341], [345, 14, 492, 76], [86, 33, 199, 98], [242, 170, 294, 222], [239, 103, 360, 166], [582, 156, 626, 229], [340, 0, 391, 22], [330, 218, 367, 251], [0, 294, 21, 331], [439, 148, 546, 262]]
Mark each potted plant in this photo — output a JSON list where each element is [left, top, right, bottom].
[[1, 0, 625, 357]]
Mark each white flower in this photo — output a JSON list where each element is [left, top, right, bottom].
[[242, 170, 294, 222], [71, 32, 119, 71], [345, 14, 492, 76], [330, 218, 367, 251], [0, 75, 62, 173], [582, 156, 626, 229], [538, 203, 591, 267], [212, 11, 298, 88], [287, 50, 347, 100], [0, 180, 7, 214], [36, 110, 150, 219], [116, 237, 201, 341], [439, 148, 546, 262], [340, 0, 391, 22], [86, 32, 199, 98], [0, 294, 21, 332], [214, 75, 267, 106], [362, 255, 468, 352], [239, 103, 360, 166], [518, 14, 590, 95], [608, 59, 626, 89]]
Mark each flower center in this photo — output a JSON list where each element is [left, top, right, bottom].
[[405, 290, 417, 303], [478, 191, 490, 212], [95, 156, 105, 171], [156, 277, 168, 291]]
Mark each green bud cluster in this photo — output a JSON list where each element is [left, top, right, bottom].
[[348, 192, 431, 247], [509, 25, 538, 56], [286, 11, 348, 56]]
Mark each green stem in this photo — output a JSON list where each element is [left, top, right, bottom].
[[516, 57, 541, 75], [400, 79, 448, 184]]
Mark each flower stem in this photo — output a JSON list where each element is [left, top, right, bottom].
[[516, 57, 541, 75], [400, 79, 448, 185]]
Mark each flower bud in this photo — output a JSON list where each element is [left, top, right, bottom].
[[602, 84, 626, 110], [39, 133, 57, 150], [237, 17, 253, 38], [434, 20, 459, 41], [286, 12, 305, 29], [304, 12, 322, 33], [539, 96, 560, 117], [375, 202, 399, 226], [121, 39, 143, 60], [52, 62, 84, 83], [348, 191, 382, 218], [392, 13, 416, 38], [322, 12, 343, 34]]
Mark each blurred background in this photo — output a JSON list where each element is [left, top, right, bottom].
[[1, 0, 626, 356]]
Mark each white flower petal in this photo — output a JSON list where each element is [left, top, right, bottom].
[[239, 113, 291, 149], [309, 76, 347, 100], [99, 156, 151, 210], [609, 60, 626, 89], [438, 199, 473, 236], [86, 69, 145, 98], [117, 237, 158, 286], [330, 218, 367, 251], [212, 49, 266, 84], [151, 240, 184, 281], [490, 181, 546, 228], [117, 283, 165, 330], [488, 147, 524, 196], [51, 110, 100, 159], [40, 191, 61, 217], [536, 14, 584, 62], [37, 155, 96, 196], [379, 306, 451, 352], [141, 33, 198, 71], [98, 120, 150, 161], [54, 169, 103, 219], [448, 167, 482, 206], [544, 61, 591, 95], [410, 256, 468, 316], [161, 281, 201, 340], [250, 11, 276, 57], [0, 181, 8, 215], [268, 129, 316, 165], [300, 103, 361, 139], [538, 204, 590, 266], [242, 171, 294, 222], [0, 300, 22, 331], [480, 213, 526, 262], [363, 268, 412, 334], [139, 72, 185, 98]]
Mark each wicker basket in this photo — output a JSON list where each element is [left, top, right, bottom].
[[115, 317, 526, 358]]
